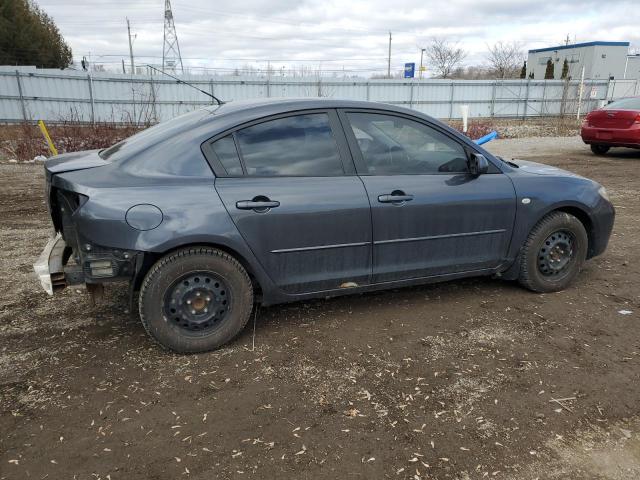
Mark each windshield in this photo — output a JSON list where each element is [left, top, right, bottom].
[[604, 97, 640, 110], [99, 108, 212, 161]]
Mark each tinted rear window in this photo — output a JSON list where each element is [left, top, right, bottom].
[[604, 98, 640, 110], [235, 113, 344, 176]]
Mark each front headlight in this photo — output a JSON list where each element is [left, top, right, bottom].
[[598, 186, 610, 202]]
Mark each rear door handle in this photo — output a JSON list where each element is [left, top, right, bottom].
[[378, 193, 413, 203], [236, 200, 280, 210]]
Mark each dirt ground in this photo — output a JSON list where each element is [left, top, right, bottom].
[[1, 136, 639, 480]]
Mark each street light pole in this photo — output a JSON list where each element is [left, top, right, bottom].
[[126, 18, 135, 75], [419, 48, 425, 79], [387, 32, 392, 78]]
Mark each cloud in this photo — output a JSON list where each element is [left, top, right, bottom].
[[37, 0, 639, 75]]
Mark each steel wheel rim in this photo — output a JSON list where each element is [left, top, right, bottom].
[[163, 271, 230, 333], [537, 230, 575, 278]]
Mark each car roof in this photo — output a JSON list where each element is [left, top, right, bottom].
[[103, 98, 418, 166], [104, 97, 480, 176], [202, 97, 416, 119]]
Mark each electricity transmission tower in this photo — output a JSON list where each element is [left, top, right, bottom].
[[162, 0, 184, 74]]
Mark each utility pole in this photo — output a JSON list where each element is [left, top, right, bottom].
[[387, 31, 392, 78], [126, 18, 135, 74], [419, 47, 426, 79], [576, 65, 585, 119], [564, 34, 571, 46]]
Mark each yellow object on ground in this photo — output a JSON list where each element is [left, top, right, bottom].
[[38, 120, 58, 156]]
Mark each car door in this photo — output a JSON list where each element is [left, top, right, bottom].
[[206, 110, 372, 294], [339, 110, 516, 283]]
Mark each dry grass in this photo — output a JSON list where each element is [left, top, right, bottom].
[[0, 115, 584, 163], [447, 117, 582, 140], [0, 122, 142, 162]]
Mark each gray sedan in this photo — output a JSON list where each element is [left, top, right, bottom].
[[34, 98, 615, 352]]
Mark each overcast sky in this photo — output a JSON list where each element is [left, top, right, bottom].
[[38, 0, 639, 76]]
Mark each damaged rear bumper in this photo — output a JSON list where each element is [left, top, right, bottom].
[[33, 232, 143, 296], [33, 233, 68, 295]]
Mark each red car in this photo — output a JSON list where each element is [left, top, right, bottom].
[[581, 97, 640, 155]]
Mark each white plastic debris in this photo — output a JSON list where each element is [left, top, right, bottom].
[[34, 155, 47, 162], [618, 310, 633, 315]]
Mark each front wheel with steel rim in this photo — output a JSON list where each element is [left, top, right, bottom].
[[139, 247, 253, 353], [518, 212, 588, 293]]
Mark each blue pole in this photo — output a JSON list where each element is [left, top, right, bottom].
[[474, 130, 498, 145]]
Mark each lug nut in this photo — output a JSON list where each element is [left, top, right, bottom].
[[205, 297, 211, 301], [196, 292, 201, 297], [186, 300, 191, 305], [191, 310, 196, 315]]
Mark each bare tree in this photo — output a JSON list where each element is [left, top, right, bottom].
[[450, 65, 494, 80], [425, 38, 467, 78], [486, 41, 525, 79]]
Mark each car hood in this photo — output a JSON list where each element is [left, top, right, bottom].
[[510, 159, 584, 178], [45, 149, 108, 175]]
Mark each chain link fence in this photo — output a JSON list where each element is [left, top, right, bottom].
[[1, 67, 638, 125]]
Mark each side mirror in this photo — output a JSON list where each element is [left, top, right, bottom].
[[468, 153, 489, 176]]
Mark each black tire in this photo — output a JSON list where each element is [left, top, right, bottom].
[[518, 212, 588, 293], [590, 144, 610, 156], [139, 247, 253, 353]]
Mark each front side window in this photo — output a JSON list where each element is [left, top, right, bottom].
[[235, 113, 344, 176], [346, 112, 468, 175]]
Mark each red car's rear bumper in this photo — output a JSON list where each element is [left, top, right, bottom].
[[581, 124, 640, 148]]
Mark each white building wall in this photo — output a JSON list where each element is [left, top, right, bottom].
[[625, 56, 640, 80], [527, 42, 630, 80], [591, 45, 628, 79]]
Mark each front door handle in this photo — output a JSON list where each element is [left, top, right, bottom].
[[378, 193, 413, 203], [236, 199, 280, 211]]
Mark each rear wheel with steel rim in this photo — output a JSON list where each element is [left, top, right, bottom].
[[140, 247, 253, 353], [163, 272, 231, 333], [519, 212, 588, 293]]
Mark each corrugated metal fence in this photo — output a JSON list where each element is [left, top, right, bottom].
[[1, 67, 639, 124]]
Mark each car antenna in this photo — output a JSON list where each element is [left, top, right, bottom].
[[146, 65, 225, 105]]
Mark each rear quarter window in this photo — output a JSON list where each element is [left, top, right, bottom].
[[211, 135, 243, 176]]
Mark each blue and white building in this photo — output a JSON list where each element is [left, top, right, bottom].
[[526, 41, 632, 80]]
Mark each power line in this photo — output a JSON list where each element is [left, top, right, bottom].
[[81, 53, 390, 62], [78, 62, 388, 73]]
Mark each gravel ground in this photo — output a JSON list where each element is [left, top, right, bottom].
[[1, 136, 639, 480], [487, 136, 588, 159]]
